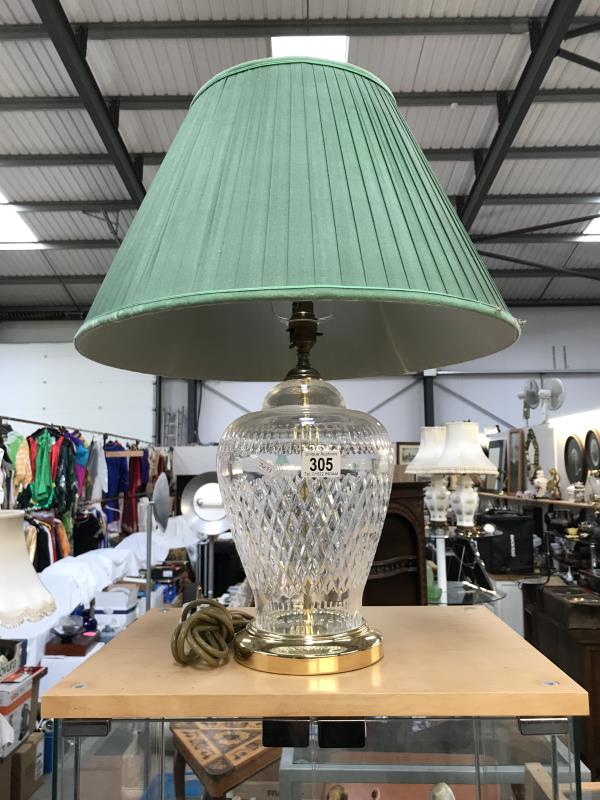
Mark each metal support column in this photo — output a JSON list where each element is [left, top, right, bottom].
[[423, 372, 435, 426], [187, 380, 198, 444], [154, 376, 163, 445]]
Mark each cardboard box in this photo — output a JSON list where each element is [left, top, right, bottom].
[[94, 585, 138, 630], [0, 640, 26, 680], [0, 753, 12, 798], [0, 668, 44, 760], [10, 731, 44, 800]]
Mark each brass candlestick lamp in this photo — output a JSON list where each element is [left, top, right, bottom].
[[75, 57, 520, 675]]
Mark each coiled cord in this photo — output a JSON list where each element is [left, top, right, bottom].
[[171, 597, 253, 668]]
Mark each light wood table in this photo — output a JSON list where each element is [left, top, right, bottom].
[[42, 606, 588, 720]]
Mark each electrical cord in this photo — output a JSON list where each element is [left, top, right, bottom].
[[171, 597, 254, 668]]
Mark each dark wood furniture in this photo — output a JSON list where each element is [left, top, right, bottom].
[[523, 583, 600, 778], [363, 481, 427, 606]]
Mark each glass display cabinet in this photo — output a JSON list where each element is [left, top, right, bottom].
[[43, 607, 590, 800]]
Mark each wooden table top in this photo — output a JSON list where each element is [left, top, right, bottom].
[[42, 606, 588, 720]]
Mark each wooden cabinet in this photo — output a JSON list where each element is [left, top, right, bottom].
[[523, 584, 600, 778], [363, 481, 427, 606]]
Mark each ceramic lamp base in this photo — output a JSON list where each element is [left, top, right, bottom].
[[425, 476, 451, 524], [234, 621, 383, 675], [451, 475, 480, 529]]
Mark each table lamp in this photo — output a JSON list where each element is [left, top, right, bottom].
[[0, 510, 56, 628], [406, 426, 449, 525], [406, 426, 450, 603], [429, 422, 498, 535], [75, 57, 519, 674]]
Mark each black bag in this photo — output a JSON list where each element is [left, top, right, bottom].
[[475, 512, 535, 574]]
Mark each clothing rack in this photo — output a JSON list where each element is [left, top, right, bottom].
[[0, 413, 155, 446], [79, 490, 152, 506]]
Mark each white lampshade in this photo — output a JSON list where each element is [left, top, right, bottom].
[[429, 422, 498, 476], [406, 426, 446, 474], [0, 511, 56, 628]]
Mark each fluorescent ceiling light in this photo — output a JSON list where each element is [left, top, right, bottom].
[[271, 36, 349, 62], [584, 216, 600, 235], [0, 190, 37, 243]]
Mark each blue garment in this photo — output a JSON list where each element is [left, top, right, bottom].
[[103, 442, 129, 523], [140, 449, 149, 486]]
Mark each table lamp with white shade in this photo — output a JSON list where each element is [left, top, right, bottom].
[[0, 510, 56, 628], [429, 422, 498, 535], [406, 426, 451, 603], [406, 426, 450, 525]]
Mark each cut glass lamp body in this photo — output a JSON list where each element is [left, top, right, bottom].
[[217, 378, 394, 674]]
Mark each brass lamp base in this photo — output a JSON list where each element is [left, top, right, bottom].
[[234, 622, 383, 675]]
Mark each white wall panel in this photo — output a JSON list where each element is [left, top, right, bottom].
[[435, 374, 525, 430], [0, 341, 154, 441], [448, 305, 600, 373], [196, 376, 423, 445]]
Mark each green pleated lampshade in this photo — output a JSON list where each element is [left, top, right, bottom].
[[75, 57, 519, 380]]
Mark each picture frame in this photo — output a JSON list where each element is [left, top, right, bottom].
[[524, 428, 540, 484], [487, 440, 506, 492], [397, 443, 419, 465], [394, 442, 419, 482], [508, 429, 525, 494]]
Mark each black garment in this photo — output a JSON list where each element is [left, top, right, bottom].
[[32, 522, 52, 572], [55, 438, 78, 516], [73, 514, 103, 556]]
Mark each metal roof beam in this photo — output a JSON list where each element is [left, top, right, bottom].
[[564, 20, 600, 38], [0, 274, 103, 285], [0, 153, 164, 168], [506, 299, 600, 306], [0, 96, 192, 110], [8, 235, 592, 249], [0, 88, 598, 112], [31, 0, 145, 207], [0, 305, 88, 319], [491, 267, 600, 278], [1, 147, 599, 172], [474, 233, 598, 243], [459, 0, 582, 230], [4, 269, 600, 285], [477, 249, 600, 282], [0, 240, 117, 250], [5, 194, 600, 217], [475, 212, 600, 241], [463, 193, 600, 205], [2, 17, 600, 39], [557, 47, 600, 73], [7, 200, 136, 212]]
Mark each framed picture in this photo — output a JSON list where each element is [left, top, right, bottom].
[[397, 443, 419, 465], [525, 428, 540, 484], [487, 440, 506, 492], [508, 429, 524, 494], [394, 442, 419, 482]]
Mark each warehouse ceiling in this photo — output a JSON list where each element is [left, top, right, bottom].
[[0, 0, 600, 320]]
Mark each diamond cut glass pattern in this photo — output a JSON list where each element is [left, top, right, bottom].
[[217, 379, 394, 640]]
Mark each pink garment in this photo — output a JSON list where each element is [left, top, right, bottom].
[[75, 463, 86, 493]]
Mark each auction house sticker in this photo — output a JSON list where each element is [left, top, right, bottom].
[[301, 446, 341, 478]]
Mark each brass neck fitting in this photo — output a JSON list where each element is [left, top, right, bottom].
[[285, 301, 322, 381]]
